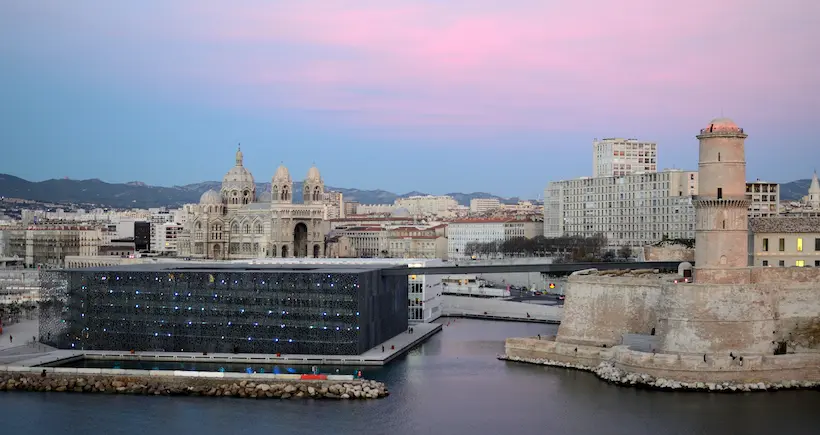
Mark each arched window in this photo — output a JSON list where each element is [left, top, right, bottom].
[[243, 223, 250, 234], [313, 186, 321, 201], [272, 185, 278, 201], [254, 222, 263, 234], [231, 223, 239, 234], [195, 222, 202, 230]]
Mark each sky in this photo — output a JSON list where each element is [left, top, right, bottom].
[[1, 0, 818, 198]]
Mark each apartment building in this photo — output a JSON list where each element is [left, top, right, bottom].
[[387, 226, 447, 259], [746, 181, 780, 218], [593, 138, 658, 177], [544, 170, 698, 248], [150, 222, 183, 254], [1, 225, 105, 268], [395, 195, 459, 216], [321, 191, 345, 219], [447, 218, 543, 259], [470, 198, 502, 213]]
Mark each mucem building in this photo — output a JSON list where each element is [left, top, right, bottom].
[[39, 263, 408, 355]]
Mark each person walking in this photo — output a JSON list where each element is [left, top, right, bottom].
[[9, 335, 12, 344]]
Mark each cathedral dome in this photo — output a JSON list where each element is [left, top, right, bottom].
[[274, 165, 291, 181], [199, 189, 222, 205], [221, 146, 256, 193], [704, 117, 742, 133], [306, 165, 321, 181]]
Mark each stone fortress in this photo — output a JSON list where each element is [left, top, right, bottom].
[[504, 118, 820, 390], [178, 147, 326, 260]]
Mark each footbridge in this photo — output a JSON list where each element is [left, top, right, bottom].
[[381, 261, 687, 276]]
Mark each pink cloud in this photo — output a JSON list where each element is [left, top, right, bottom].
[[10, 0, 818, 133]]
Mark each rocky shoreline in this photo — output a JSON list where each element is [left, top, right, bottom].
[[0, 373, 388, 400], [499, 354, 820, 392]]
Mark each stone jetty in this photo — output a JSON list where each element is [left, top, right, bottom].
[[0, 372, 389, 400], [499, 355, 820, 393]]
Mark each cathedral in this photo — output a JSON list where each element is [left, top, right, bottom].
[[178, 147, 326, 259]]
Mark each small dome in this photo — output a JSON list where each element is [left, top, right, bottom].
[[273, 165, 291, 181], [392, 207, 411, 217], [704, 117, 742, 133], [306, 165, 321, 181], [199, 189, 222, 205]]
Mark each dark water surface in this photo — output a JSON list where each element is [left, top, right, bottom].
[[3, 319, 819, 435]]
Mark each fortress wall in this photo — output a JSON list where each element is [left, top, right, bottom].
[[504, 338, 820, 384], [643, 245, 694, 262], [773, 286, 820, 352], [657, 283, 777, 355], [555, 276, 663, 347], [751, 266, 820, 283], [693, 267, 751, 284]]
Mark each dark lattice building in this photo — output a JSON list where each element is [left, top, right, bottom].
[[39, 263, 408, 355]]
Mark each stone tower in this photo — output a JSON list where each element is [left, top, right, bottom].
[[693, 118, 750, 284]]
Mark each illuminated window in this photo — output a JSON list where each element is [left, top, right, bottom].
[[797, 238, 803, 252], [796, 260, 805, 267]]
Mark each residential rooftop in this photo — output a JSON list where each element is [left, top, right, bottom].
[[749, 217, 820, 234]]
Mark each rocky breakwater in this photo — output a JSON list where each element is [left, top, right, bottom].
[[0, 373, 389, 400], [499, 355, 820, 393]]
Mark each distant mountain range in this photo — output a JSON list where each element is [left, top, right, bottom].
[[0, 174, 521, 209], [0, 173, 811, 210]]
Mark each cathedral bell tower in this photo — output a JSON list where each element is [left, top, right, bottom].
[[693, 118, 751, 284]]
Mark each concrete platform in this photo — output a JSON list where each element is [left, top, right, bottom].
[[9, 323, 443, 368], [443, 313, 559, 324]]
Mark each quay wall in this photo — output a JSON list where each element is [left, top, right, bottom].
[[0, 366, 387, 400], [504, 338, 820, 384]]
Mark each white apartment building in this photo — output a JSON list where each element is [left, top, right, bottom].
[[321, 191, 345, 220], [355, 204, 397, 215], [447, 218, 544, 259], [470, 198, 502, 213], [544, 170, 698, 248], [593, 138, 658, 177], [746, 181, 780, 218], [394, 195, 459, 216], [150, 222, 183, 254]]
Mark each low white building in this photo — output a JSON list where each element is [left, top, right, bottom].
[[394, 195, 458, 216], [447, 218, 543, 259], [470, 198, 502, 213]]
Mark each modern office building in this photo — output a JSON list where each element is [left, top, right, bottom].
[[544, 170, 698, 248], [470, 198, 502, 213], [592, 138, 658, 177], [39, 262, 409, 356]]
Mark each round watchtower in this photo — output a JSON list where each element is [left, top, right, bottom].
[[693, 118, 750, 283]]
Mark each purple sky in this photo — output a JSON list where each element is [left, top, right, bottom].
[[1, 0, 818, 197]]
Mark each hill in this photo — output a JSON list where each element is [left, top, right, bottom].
[[779, 179, 812, 202], [0, 174, 518, 209]]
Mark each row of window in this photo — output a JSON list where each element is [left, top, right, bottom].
[[761, 237, 820, 252], [762, 260, 820, 267]]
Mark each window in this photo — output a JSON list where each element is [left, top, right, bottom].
[[779, 260, 785, 267], [797, 238, 803, 252], [779, 238, 785, 252], [762, 238, 769, 252], [815, 238, 820, 251], [816, 260, 820, 267], [718, 152, 721, 162], [796, 260, 805, 267], [717, 187, 723, 199], [762, 260, 769, 266]]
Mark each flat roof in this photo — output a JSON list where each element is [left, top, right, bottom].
[[63, 262, 401, 274]]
